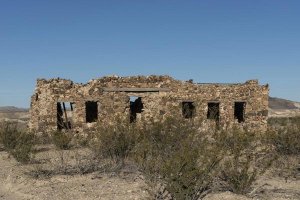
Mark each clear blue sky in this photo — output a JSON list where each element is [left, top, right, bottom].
[[0, 0, 300, 107]]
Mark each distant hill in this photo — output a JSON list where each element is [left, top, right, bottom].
[[0, 106, 29, 113], [269, 97, 300, 110], [268, 97, 300, 117]]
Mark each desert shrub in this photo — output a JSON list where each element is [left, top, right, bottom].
[[220, 154, 257, 194], [158, 141, 221, 200], [265, 123, 300, 155], [86, 115, 279, 197], [263, 119, 300, 182], [11, 132, 35, 163], [90, 115, 221, 198], [133, 117, 221, 199], [73, 131, 94, 147], [51, 131, 72, 150], [215, 127, 275, 194], [0, 122, 21, 150], [268, 116, 300, 127], [91, 117, 138, 165], [268, 117, 288, 127], [0, 122, 35, 163], [35, 131, 52, 145]]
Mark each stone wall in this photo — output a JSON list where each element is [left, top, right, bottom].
[[29, 75, 269, 132]]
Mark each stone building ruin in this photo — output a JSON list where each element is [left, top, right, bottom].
[[29, 75, 269, 132]]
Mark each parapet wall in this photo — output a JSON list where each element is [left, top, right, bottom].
[[29, 75, 269, 132]]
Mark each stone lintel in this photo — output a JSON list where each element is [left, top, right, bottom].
[[103, 88, 171, 92]]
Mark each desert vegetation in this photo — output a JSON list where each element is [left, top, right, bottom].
[[0, 122, 34, 163], [0, 117, 299, 199]]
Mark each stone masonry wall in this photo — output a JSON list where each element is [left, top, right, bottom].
[[29, 75, 269, 132]]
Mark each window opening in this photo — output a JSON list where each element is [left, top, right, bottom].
[[207, 102, 220, 121], [85, 101, 98, 123], [182, 102, 195, 118], [234, 102, 246, 123], [57, 102, 74, 130], [130, 96, 143, 123]]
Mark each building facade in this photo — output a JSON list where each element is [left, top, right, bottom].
[[29, 75, 269, 132]]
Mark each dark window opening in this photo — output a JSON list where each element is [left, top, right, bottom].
[[130, 96, 144, 123], [85, 101, 98, 123], [57, 102, 74, 130], [234, 102, 246, 123], [207, 102, 220, 120], [35, 94, 39, 101], [182, 102, 195, 119]]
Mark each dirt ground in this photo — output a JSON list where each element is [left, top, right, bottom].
[[204, 176, 300, 200], [0, 146, 299, 200], [0, 148, 150, 200]]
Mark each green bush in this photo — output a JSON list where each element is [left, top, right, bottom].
[[0, 122, 35, 163], [133, 117, 221, 199], [35, 131, 52, 145], [91, 117, 137, 165], [216, 127, 275, 194], [221, 155, 257, 194], [268, 116, 300, 127], [52, 131, 72, 150], [263, 117, 300, 155], [265, 124, 300, 155], [11, 132, 35, 163], [90, 116, 221, 198], [158, 141, 221, 200], [88, 115, 278, 197], [0, 122, 21, 150]]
